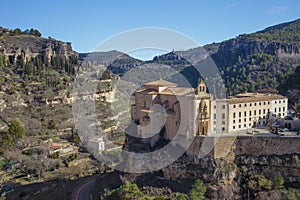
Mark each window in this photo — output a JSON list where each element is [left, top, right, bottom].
[[244, 118, 247, 122], [249, 117, 251, 121], [222, 121, 225, 125], [275, 101, 277, 104], [250, 103, 252, 107], [233, 105, 236, 108], [283, 107, 285, 112], [233, 120, 236, 124], [244, 111, 247, 117], [268, 101, 270, 105], [259, 110, 261, 115], [222, 105, 226, 109], [239, 125, 241, 128], [239, 119, 241, 123], [244, 103, 247, 107], [264, 102, 266, 105], [213, 121, 216, 125], [249, 123, 252, 127], [144, 101, 146, 108], [213, 114, 216, 120], [283, 100, 285, 103], [254, 110, 257, 115], [255, 102, 257, 106], [279, 100, 281, 103], [233, 113, 236, 118], [259, 102, 261, 106], [263, 109, 265, 114], [279, 107, 281, 112], [214, 105, 216, 109], [233, 126, 235, 130], [239, 112, 241, 118], [222, 127, 225, 131], [222, 113, 225, 119], [249, 111, 252, 116], [239, 104, 241, 108], [275, 108, 277, 113]]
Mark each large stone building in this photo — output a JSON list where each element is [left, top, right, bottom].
[[132, 79, 288, 137], [226, 93, 288, 132], [131, 79, 211, 139]]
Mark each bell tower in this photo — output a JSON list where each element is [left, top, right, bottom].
[[197, 80, 207, 94]]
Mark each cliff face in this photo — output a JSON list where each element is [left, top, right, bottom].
[[0, 33, 78, 67], [118, 136, 300, 199], [215, 37, 300, 64]]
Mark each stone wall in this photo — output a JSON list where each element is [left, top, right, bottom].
[[188, 136, 300, 159]]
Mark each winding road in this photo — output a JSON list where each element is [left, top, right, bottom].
[[72, 178, 95, 200]]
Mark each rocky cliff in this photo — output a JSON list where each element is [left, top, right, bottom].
[[94, 136, 300, 199], [0, 30, 78, 71]]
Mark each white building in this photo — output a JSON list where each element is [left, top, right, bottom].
[[88, 137, 105, 152], [210, 99, 228, 134], [226, 93, 288, 132]]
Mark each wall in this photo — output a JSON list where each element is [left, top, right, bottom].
[[187, 136, 300, 159]]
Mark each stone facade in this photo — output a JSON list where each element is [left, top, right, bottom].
[[132, 80, 289, 137], [131, 79, 211, 139]]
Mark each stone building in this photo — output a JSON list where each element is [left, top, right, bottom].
[[132, 79, 288, 137], [227, 93, 288, 132], [131, 79, 211, 140]]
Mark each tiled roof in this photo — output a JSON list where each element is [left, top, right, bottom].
[[228, 93, 286, 104], [145, 80, 177, 87]]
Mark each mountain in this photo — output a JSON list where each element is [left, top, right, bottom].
[[149, 18, 300, 103], [91, 19, 300, 103]]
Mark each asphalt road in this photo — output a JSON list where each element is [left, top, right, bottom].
[[72, 178, 95, 200]]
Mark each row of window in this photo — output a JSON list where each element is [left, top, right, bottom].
[[232, 100, 285, 108], [213, 120, 226, 125], [233, 107, 285, 118], [213, 105, 226, 109], [213, 113, 226, 120], [232, 113, 286, 125], [232, 119, 268, 130]]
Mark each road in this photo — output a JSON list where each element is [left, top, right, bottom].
[[72, 178, 95, 200]]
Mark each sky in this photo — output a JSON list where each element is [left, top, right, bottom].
[[1, 0, 300, 59]]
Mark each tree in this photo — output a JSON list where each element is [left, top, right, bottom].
[[275, 176, 285, 189], [13, 28, 21, 34], [292, 102, 300, 118], [8, 120, 25, 144], [108, 181, 146, 200], [187, 179, 207, 200], [0, 132, 13, 153], [286, 188, 297, 200], [177, 194, 187, 200]]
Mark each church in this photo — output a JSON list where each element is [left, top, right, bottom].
[[130, 79, 211, 140]]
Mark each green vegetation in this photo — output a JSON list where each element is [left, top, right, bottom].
[[8, 120, 25, 144], [240, 19, 300, 42], [286, 188, 297, 200], [275, 176, 285, 189], [187, 179, 207, 200], [292, 102, 300, 118], [108, 181, 147, 200], [246, 175, 273, 191]]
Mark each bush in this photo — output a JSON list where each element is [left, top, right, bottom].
[[275, 176, 285, 189], [187, 179, 207, 200], [286, 188, 297, 200], [108, 181, 146, 200]]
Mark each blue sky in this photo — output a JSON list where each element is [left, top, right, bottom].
[[1, 0, 299, 56]]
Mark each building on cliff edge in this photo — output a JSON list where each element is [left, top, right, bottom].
[[131, 79, 288, 137]]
